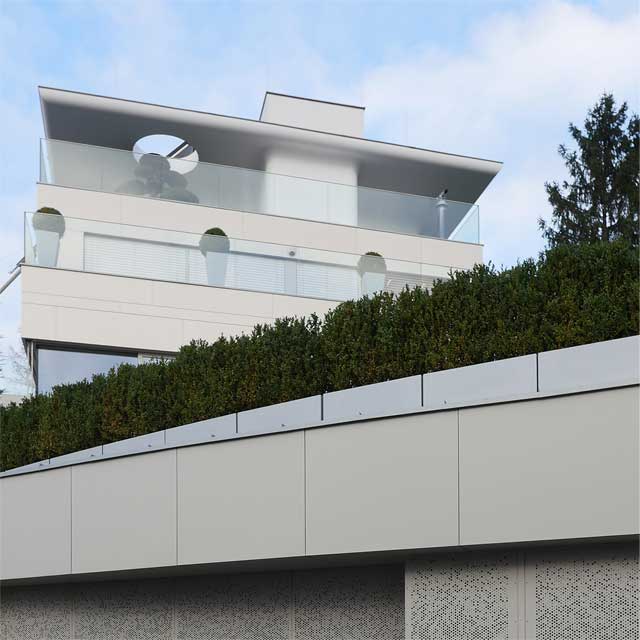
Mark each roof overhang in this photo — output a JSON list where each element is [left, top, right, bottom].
[[39, 87, 502, 203]]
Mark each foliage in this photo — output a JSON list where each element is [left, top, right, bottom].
[[539, 94, 639, 247], [203, 227, 227, 237], [1, 241, 637, 471]]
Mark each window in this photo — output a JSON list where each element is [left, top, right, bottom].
[[36, 347, 139, 394]]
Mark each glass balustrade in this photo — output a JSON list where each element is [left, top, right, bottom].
[[40, 139, 480, 243], [25, 212, 455, 302]]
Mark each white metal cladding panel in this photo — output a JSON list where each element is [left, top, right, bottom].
[[423, 354, 537, 409], [177, 432, 305, 565], [0, 467, 71, 580], [406, 551, 519, 640], [323, 375, 422, 423], [305, 412, 458, 555], [538, 335, 640, 394], [293, 565, 405, 640], [71, 450, 177, 574], [237, 395, 322, 435], [165, 414, 236, 446], [459, 387, 640, 545], [526, 543, 639, 640]]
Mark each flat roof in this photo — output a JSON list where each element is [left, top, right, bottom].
[[39, 86, 502, 203]]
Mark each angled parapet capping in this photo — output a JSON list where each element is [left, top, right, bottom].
[[102, 430, 166, 457], [323, 375, 423, 422], [237, 395, 322, 435], [538, 336, 639, 394], [165, 414, 237, 446], [423, 354, 538, 410]]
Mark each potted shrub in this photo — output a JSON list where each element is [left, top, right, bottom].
[[32, 207, 65, 267], [358, 251, 387, 296], [199, 227, 230, 287]]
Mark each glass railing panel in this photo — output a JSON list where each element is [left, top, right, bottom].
[[448, 205, 480, 244], [25, 212, 458, 301], [40, 139, 480, 243]]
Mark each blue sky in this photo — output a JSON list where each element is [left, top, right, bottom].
[[0, 0, 637, 391]]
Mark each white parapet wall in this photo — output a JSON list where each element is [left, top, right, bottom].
[[0, 337, 638, 582]]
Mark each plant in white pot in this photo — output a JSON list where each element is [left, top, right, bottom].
[[358, 251, 387, 296], [199, 227, 230, 287], [33, 207, 65, 267]]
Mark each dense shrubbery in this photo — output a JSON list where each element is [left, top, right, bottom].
[[1, 241, 637, 471]]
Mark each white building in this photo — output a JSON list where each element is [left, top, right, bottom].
[[23, 87, 497, 393]]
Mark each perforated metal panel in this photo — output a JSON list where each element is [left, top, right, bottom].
[[0, 584, 72, 640], [527, 544, 639, 640], [293, 565, 404, 640], [406, 552, 518, 640], [174, 572, 291, 640], [73, 579, 173, 640]]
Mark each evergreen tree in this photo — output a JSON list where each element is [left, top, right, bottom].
[[539, 94, 639, 247]]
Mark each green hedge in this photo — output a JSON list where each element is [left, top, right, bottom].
[[1, 241, 637, 471]]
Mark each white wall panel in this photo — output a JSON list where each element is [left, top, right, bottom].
[[177, 432, 305, 565], [306, 412, 458, 555], [0, 468, 71, 579], [71, 450, 176, 574], [459, 387, 639, 545]]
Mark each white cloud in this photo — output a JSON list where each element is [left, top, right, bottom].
[[356, 1, 638, 264]]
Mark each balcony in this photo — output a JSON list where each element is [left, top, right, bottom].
[[25, 212, 453, 303], [40, 139, 480, 243]]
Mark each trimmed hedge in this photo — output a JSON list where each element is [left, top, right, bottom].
[[1, 241, 637, 471]]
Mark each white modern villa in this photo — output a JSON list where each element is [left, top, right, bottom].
[[20, 88, 494, 393], [0, 88, 637, 639]]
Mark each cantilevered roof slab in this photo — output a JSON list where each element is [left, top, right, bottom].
[[39, 87, 502, 203]]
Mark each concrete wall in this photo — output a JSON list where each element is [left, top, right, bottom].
[[2, 386, 637, 582]]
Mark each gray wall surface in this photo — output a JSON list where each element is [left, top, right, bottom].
[[406, 541, 639, 640], [0, 564, 404, 640], [459, 387, 639, 545], [2, 387, 638, 581]]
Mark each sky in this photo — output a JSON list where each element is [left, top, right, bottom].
[[0, 0, 638, 392]]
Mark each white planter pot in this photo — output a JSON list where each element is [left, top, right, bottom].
[[205, 251, 229, 287], [34, 229, 62, 267], [361, 271, 386, 296]]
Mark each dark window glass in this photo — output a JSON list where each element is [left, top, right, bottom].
[[37, 348, 138, 394]]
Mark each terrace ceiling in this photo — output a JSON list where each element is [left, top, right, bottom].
[[40, 86, 502, 203]]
